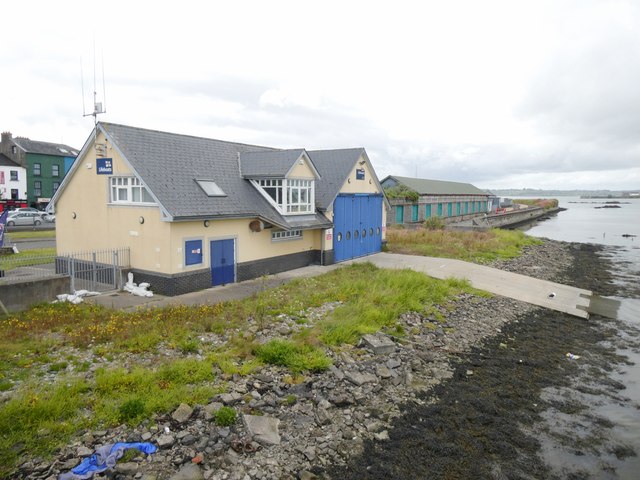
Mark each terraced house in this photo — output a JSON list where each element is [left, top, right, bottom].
[[381, 175, 494, 225], [0, 131, 78, 208], [50, 123, 387, 295]]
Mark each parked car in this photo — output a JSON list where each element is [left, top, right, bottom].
[[6, 211, 43, 226], [13, 207, 48, 219], [43, 213, 55, 223]]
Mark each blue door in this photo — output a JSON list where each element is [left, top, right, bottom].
[[210, 239, 235, 286], [334, 194, 383, 262]]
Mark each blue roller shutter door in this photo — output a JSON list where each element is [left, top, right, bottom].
[[334, 194, 382, 262]]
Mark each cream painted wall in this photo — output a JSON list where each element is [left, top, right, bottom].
[[169, 219, 322, 273], [339, 155, 381, 195], [55, 131, 173, 272], [288, 156, 316, 179]]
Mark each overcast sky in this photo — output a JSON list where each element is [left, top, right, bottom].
[[3, 0, 639, 191]]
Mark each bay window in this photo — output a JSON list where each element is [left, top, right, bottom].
[[256, 178, 313, 215]]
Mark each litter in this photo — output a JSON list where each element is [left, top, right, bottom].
[[566, 352, 581, 360], [124, 273, 153, 297], [58, 442, 157, 480], [55, 290, 101, 305]]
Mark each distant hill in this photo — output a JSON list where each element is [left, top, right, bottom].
[[485, 188, 637, 198]]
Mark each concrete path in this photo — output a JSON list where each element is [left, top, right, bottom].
[[88, 253, 592, 319], [349, 253, 591, 319]]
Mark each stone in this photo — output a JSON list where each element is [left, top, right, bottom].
[[168, 463, 204, 480], [77, 446, 93, 457], [361, 334, 396, 355], [376, 365, 392, 379], [243, 414, 281, 446], [374, 430, 390, 441], [172, 403, 194, 423], [315, 407, 332, 426], [299, 470, 319, 479], [115, 461, 138, 475], [386, 358, 402, 369], [157, 434, 176, 449], [345, 371, 377, 386], [219, 392, 243, 405]]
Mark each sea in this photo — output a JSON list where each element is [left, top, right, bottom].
[[517, 196, 640, 479]]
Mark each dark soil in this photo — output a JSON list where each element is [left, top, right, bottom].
[[320, 243, 636, 480]]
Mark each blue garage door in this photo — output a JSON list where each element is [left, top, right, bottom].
[[334, 194, 383, 262], [211, 239, 235, 286]]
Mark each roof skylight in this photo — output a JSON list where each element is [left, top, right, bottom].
[[195, 179, 226, 197]]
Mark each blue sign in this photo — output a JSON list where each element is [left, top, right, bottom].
[[356, 168, 365, 180], [96, 158, 113, 175]]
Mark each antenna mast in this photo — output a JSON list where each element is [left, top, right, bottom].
[[82, 43, 106, 127], [81, 41, 107, 156]]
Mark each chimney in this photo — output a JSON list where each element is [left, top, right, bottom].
[[1, 131, 12, 145]]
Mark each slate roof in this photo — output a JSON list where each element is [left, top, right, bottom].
[[11, 137, 78, 157], [240, 149, 310, 179], [98, 123, 333, 229], [0, 153, 21, 168], [382, 175, 488, 196]]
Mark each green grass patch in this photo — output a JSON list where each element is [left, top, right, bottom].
[[254, 339, 331, 373], [213, 406, 237, 426], [314, 265, 471, 345], [0, 248, 56, 271], [5, 230, 56, 241], [0, 357, 218, 476], [386, 227, 542, 263]]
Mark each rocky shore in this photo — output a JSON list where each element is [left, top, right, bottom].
[[13, 239, 636, 480]]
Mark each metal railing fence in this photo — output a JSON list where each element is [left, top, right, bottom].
[[0, 247, 130, 292]]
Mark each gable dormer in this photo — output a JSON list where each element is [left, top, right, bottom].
[[240, 149, 320, 215]]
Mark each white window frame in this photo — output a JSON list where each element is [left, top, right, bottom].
[[109, 176, 155, 204], [271, 229, 303, 241], [254, 178, 314, 215], [10, 170, 18, 181]]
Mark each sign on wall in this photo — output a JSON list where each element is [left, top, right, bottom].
[[96, 158, 113, 175]]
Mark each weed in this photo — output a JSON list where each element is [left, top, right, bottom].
[[254, 339, 331, 373], [385, 227, 541, 263], [48, 362, 68, 372], [214, 406, 237, 426], [118, 398, 146, 424], [177, 337, 200, 354]]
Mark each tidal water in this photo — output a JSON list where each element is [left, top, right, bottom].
[[519, 196, 640, 479]]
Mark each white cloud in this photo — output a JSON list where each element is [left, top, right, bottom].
[[2, 0, 639, 190]]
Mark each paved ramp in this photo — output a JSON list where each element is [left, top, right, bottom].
[[351, 253, 591, 319]]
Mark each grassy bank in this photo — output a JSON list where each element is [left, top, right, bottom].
[[385, 227, 542, 263], [0, 247, 56, 271], [0, 263, 474, 474], [5, 230, 56, 241]]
